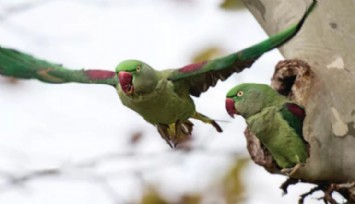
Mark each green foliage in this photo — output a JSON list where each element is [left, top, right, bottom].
[[138, 159, 249, 204], [219, 0, 245, 11], [140, 187, 167, 204], [140, 186, 201, 204], [178, 195, 201, 204], [192, 47, 224, 63], [221, 158, 249, 203]]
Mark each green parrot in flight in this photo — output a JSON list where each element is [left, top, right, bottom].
[[0, 1, 316, 147], [225, 83, 308, 175]]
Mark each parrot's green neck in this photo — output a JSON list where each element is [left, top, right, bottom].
[[133, 64, 160, 95], [243, 96, 283, 119]]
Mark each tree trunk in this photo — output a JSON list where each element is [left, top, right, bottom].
[[242, 0, 355, 190]]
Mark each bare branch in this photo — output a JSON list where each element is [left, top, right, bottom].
[[0, 0, 51, 21], [0, 147, 245, 203]]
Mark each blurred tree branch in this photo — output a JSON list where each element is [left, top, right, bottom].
[[0, 147, 246, 203], [0, 0, 50, 21]]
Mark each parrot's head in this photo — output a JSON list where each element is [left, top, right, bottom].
[[116, 60, 159, 96], [225, 83, 281, 119]]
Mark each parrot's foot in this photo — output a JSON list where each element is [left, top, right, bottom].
[[173, 120, 193, 148], [192, 112, 223, 132], [157, 120, 193, 148], [157, 124, 173, 148], [281, 163, 304, 176]]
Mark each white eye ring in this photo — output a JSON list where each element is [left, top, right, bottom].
[[136, 65, 141, 72], [237, 91, 243, 97]]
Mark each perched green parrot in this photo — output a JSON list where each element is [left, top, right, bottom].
[[0, 0, 316, 147], [225, 83, 308, 174]]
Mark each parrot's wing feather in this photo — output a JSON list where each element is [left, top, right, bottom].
[[167, 0, 316, 97], [279, 103, 306, 138], [0, 47, 117, 86], [167, 53, 256, 97]]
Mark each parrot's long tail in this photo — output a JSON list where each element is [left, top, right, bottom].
[[191, 112, 223, 133]]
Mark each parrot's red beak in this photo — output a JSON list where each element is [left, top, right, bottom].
[[118, 71, 134, 95], [225, 98, 237, 118]]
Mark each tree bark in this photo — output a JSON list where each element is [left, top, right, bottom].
[[241, 0, 355, 184]]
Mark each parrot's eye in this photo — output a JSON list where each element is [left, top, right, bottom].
[[136, 65, 141, 72], [237, 91, 243, 97]]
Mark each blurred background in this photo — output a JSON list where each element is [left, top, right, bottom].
[[0, 0, 322, 203]]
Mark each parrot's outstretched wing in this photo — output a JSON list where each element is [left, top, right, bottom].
[[168, 0, 316, 97], [279, 103, 306, 138], [0, 47, 117, 86]]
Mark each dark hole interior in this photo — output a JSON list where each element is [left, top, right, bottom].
[[278, 75, 296, 96]]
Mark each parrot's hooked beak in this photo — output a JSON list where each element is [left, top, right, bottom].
[[118, 71, 134, 95], [225, 98, 237, 118]]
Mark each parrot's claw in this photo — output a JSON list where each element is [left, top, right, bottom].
[[157, 121, 193, 148], [281, 163, 304, 176], [157, 124, 173, 148], [281, 168, 292, 175]]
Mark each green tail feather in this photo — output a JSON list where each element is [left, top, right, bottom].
[[0, 47, 118, 86]]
